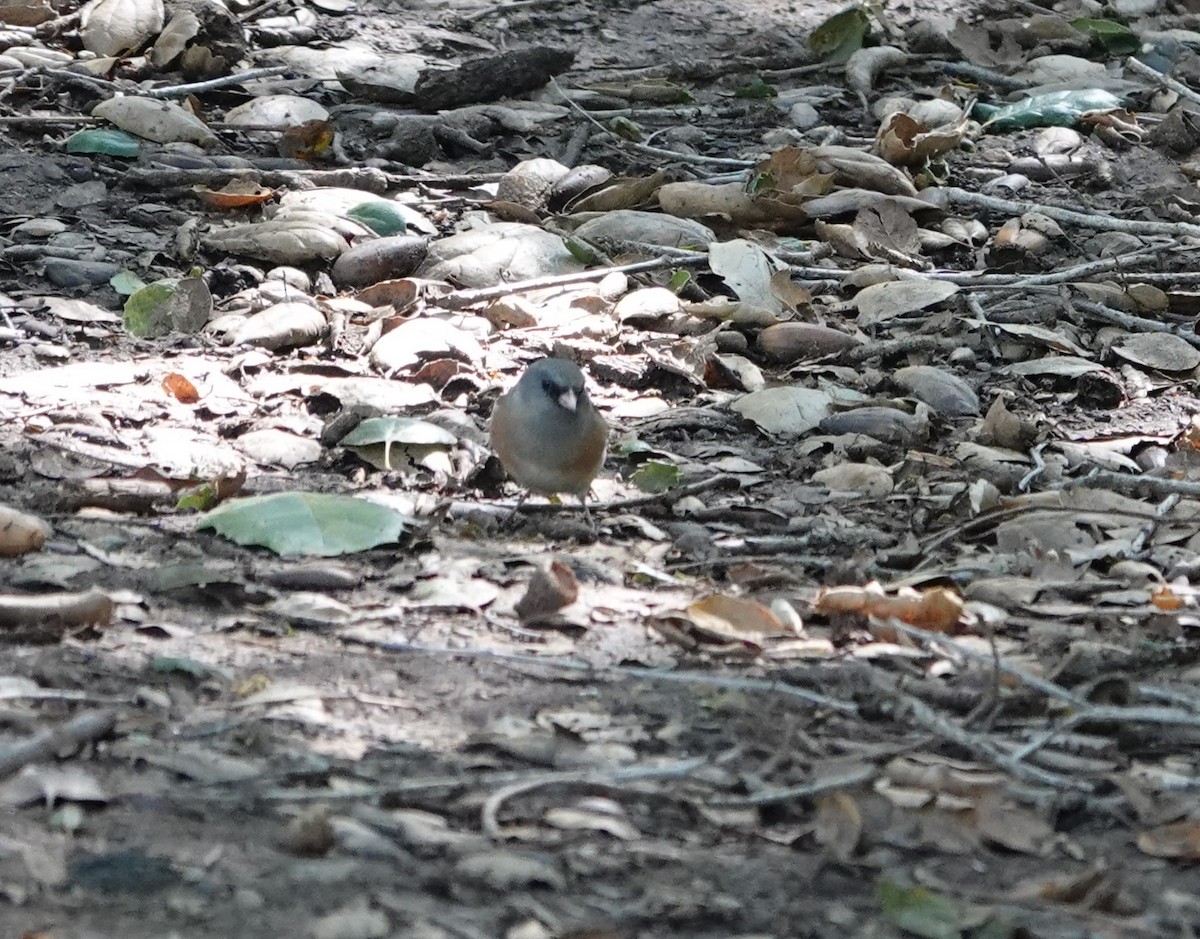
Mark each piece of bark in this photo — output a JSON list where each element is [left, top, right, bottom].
[[415, 46, 575, 112]]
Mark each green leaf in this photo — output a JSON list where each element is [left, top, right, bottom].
[[345, 201, 409, 236], [109, 270, 147, 296], [339, 417, 456, 448], [198, 492, 406, 556], [123, 276, 212, 338], [565, 237, 598, 264], [613, 438, 657, 458], [65, 128, 141, 158], [608, 116, 643, 141], [973, 88, 1124, 131], [123, 282, 176, 338], [1071, 17, 1138, 54], [668, 269, 692, 293], [734, 76, 777, 99], [878, 880, 967, 939], [630, 460, 681, 493], [808, 6, 869, 63], [176, 483, 218, 512]]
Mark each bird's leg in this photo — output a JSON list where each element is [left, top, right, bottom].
[[580, 492, 598, 535], [501, 490, 529, 529]]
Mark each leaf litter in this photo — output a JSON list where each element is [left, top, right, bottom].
[[4, 0, 1200, 934]]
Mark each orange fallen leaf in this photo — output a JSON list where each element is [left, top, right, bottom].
[[162, 372, 200, 403], [1151, 584, 1185, 611], [815, 582, 965, 633], [193, 178, 276, 208], [686, 594, 789, 641], [1138, 819, 1200, 859]]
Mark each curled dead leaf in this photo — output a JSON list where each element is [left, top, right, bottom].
[[685, 594, 791, 641], [875, 110, 969, 166], [846, 46, 907, 96], [0, 505, 52, 557], [814, 582, 966, 633], [1137, 819, 1200, 859], [815, 791, 863, 862], [1151, 584, 1185, 612], [515, 562, 579, 624], [193, 179, 275, 209], [161, 372, 200, 404]]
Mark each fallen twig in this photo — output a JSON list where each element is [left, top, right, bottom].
[[551, 76, 755, 169], [0, 709, 117, 779], [865, 669, 1095, 791], [1065, 295, 1200, 348], [1074, 470, 1200, 500], [481, 757, 706, 839], [883, 619, 1088, 708], [441, 254, 708, 311], [0, 588, 114, 631], [142, 66, 293, 99], [1125, 55, 1200, 107], [704, 763, 877, 807], [930, 187, 1200, 239]]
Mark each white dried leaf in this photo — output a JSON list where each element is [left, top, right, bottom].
[[92, 95, 217, 146], [418, 222, 581, 287], [1112, 334, 1200, 373], [812, 462, 894, 495], [80, 0, 164, 56], [730, 386, 833, 436], [854, 279, 959, 326], [709, 238, 782, 314], [226, 94, 329, 127], [894, 365, 980, 416], [202, 221, 350, 265], [148, 8, 197, 67], [230, 301, 327, 350], [5, 45, 74, 66]]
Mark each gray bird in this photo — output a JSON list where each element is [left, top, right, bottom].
[[489, 357, 608, 522]]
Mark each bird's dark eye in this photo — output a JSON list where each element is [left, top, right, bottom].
[[541, 378, 557, 396]]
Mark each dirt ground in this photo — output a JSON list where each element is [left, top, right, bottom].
[[4, 0, 1200, 937]]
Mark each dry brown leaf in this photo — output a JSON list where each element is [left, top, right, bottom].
[[1137, 819, 1200, 859], [814, 791, 863, 862], [813, 219, 869, 259], [161, 372, 200, 404], [1152, 584, 1185, 612], [658, 180, 795, 227], [515, 562, 579, 624], [757, 322, 860, 362], [972, 790, 1055, 855], [81, 0, 165, 56], [876, 110, 969, 166], [194, 179, 276, 209], [977, 396, 1032, 450], [685, 594, 789, 641], [814, 583, 966, 633], [0, 0, 54, 25], [854, 202, 920, 255], [0, 505, 51, 557]]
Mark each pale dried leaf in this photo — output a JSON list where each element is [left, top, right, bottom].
[[92, 96, 216, 146], [81, 0, 164, 56]]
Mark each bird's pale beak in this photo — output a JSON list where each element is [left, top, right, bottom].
[[557, 389, 578, 412]]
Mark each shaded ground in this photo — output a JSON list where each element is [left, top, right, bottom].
[[4, 0, 1200, 937]]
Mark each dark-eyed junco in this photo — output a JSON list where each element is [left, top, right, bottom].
[[490, 357, 608, 520]]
